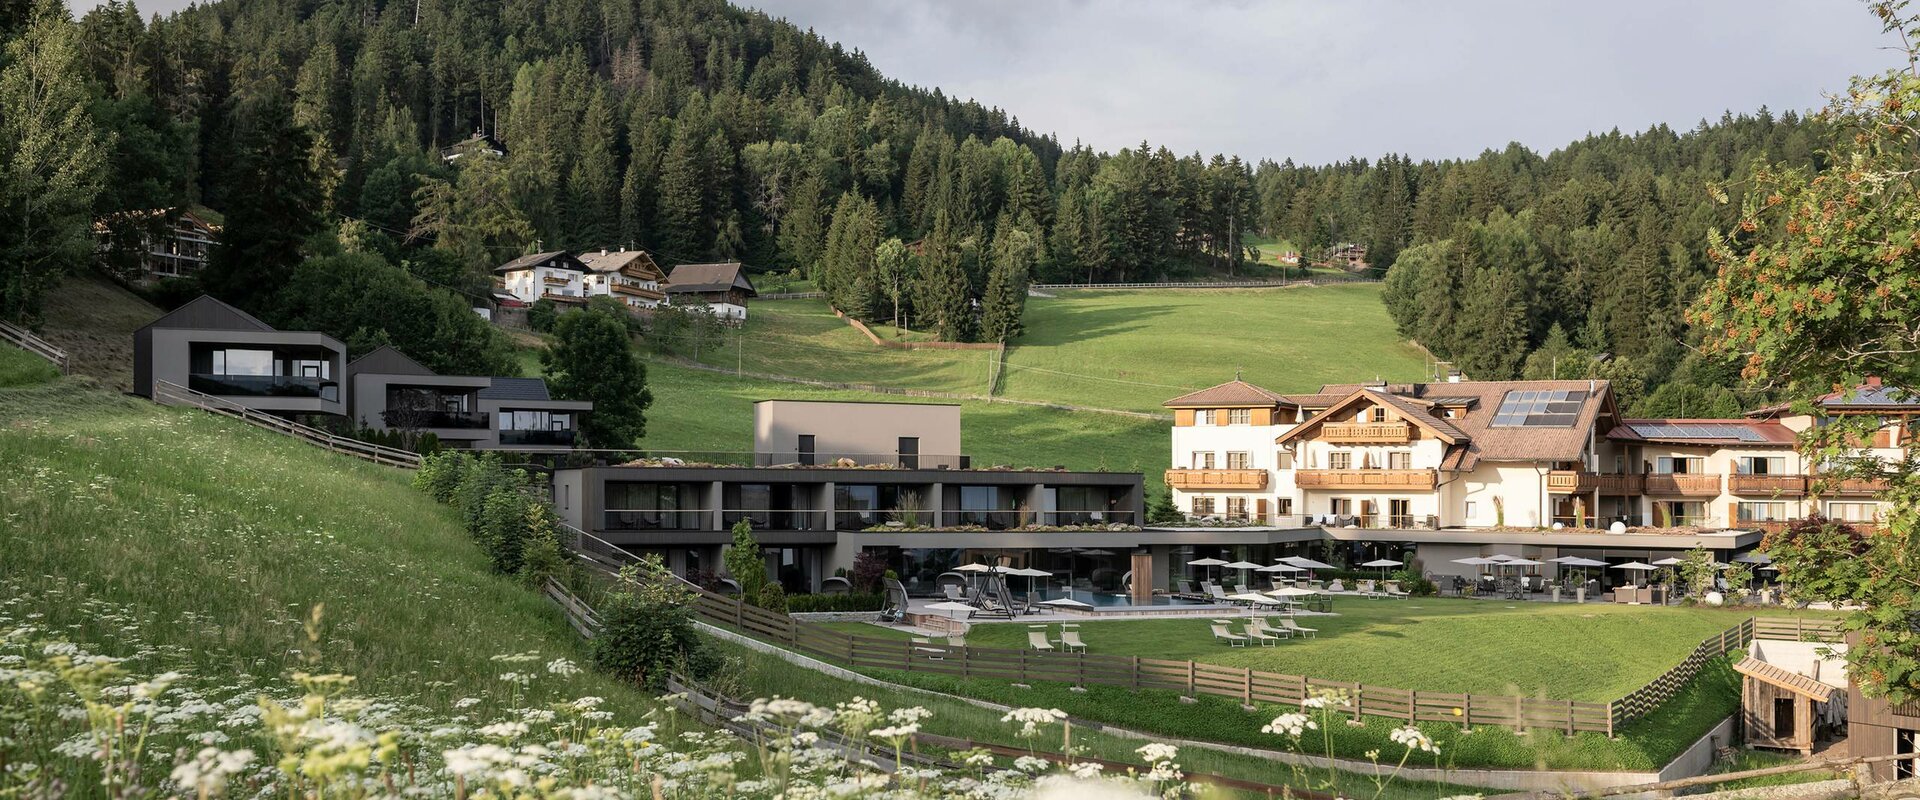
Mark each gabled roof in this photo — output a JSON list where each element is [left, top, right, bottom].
[[579, 249, 664, 280], [138, 295, 274, 333], [665, 262, 757, 296], [1163, 380, 1295, 409], [346, 345, 436, 378], [494, 251, 585, 275], [480, 377, 552, 401], [1273, 379, 1619, 471], [1608, 419, 1796, 447], [1732, 655, 1837, 702], [1274, 388, 1467, 447], [1745, 379, 1920, 417]]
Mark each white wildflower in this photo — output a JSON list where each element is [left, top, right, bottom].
[[1261, 712, 1316, 737]]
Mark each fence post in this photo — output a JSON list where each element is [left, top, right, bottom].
[[1187, 661, 1195, 696], [1565, 699, 1574, 736], [1132, 656, 1140, 691], [1407, 689, 1416, 723], [1243, 667, 1252, 706], [1514, 695, 1524, 733]]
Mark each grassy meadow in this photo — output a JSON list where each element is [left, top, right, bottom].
[[0, 343, 60, 387], [683, 284, 1430, 415], [0, 379, 666, 720], [38, 269, 164, 391]]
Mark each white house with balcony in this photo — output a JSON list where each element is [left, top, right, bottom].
[[495, 251, 589, 307]]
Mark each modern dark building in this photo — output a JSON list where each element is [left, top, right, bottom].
[[552, 463, 1145, 594], [346, 345, 591, 451], [134, 295, 346, 417]]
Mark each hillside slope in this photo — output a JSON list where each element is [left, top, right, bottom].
[[37, 270, 163, 391], [0, 380, 663, 721]]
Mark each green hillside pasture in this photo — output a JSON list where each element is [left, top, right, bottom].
[[0, 343, 60, 387]]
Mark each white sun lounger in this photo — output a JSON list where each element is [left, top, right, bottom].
[[1211, 623, 1248, 647], [1279, 618, 1318, 638], [1028, 630, 1056, 651], [1383, 581, 1411, 599], [1060, 629, 1088, 653], [1243, 622, 1280, 647]]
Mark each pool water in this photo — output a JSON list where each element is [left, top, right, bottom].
[[1029, 589, 1210, 607]]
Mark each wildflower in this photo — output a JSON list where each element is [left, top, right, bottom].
[[168, 747, 255, 795], [871, 724, 917, 740], [888, 706, 933, 727], [1014, 755, 1053, 773], [1389, 725, 1439, 754], [1261, 713, 1316, 737], [496, 672, 531, 686], [964, 751, 996, 768], [477, 721, 529, 739], [1002, 707, 1068, 738], [545, 658, 581, 676], [1068, 761, 1105, 779], [1134, 743, 1178, 765], [454, 697, 482, 709]]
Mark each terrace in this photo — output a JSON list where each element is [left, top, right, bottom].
[[1295, 468, 1437, 489]]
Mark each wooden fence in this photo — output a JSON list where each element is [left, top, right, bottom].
[[152, 379, 422, 469], [831, 306, 1007, 351], [0, 320, 68, 373], [555, 525, 1835, 740], [1029, 276, 1381, 291]]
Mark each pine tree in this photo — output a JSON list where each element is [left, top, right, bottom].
[[203, 93, 325, 312], [918, 216, 975, 342], [568, 86, 619, 246], [778, 171, 827, 274], [981, 214, 1034, 342], [654, 117, 707, 259]]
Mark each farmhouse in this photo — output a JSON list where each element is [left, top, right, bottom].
[[494, 251, 589, 306], [93, 207, 220, 282], [665, 261, 757, 320], [580, 248, 668, 309]]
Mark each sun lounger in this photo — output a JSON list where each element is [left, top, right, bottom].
[[1279, 619, 1317, 638], [1383, 581, 1410, 599], [943, 584, 968, 602], [1243, 622, 1281, 646], [1060, 629, 1088, 654], [1028, 630, 1055, 651], [1250, 621, 1292, 640], [1326, 579, 1345, 593], [1356, 579, 1379, 598], [1210, 623, 1248, 647]]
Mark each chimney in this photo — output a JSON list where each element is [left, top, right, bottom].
[[1865, 376, 1883, 388]]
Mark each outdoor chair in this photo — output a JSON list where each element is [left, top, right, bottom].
[[1206, 584, 1236, 605], [1383, 581, 1410, 599], [1251, 620, 1292, 640], [943, 585, 968, 602], [1279, 619, 1317, 638], [1326, 579, 1345, 592], [1356, 579, 1378, 598], [1060, 628, 1089, 654], [1210, 623, 1248, 647], [1242, 622, 1281, 646], [1027, 630, 1055, 651]]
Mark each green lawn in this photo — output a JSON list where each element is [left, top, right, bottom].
[[953, 599, 1803, 701], [0, 343, 60, 387], [0, 379, 667, 724], [638, 361, 1169, 492], [685, 285, 1429, 416]]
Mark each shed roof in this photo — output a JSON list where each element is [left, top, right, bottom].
[[139, 295, 275, 333], [1733, 655, 1838, 702], [346, 345, 435, 377]]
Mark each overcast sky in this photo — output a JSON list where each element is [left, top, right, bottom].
[[76, 0, 1895, 164]]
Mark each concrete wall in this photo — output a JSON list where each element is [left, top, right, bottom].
[[753, 400, 962, 466]]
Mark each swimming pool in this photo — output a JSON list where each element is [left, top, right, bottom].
[[1028, 589, 1211, 608]]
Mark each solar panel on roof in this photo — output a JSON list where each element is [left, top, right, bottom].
[[1491, 389, 1587, 427], [1629, 422, 1768, 442]]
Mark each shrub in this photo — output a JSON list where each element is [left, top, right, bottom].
[[850, 550, 889, 593], [1388, 567, 1437, 596], [517, 502, 572, 587], [755, 583, 789, 614], [412, 450, 472, 503], [590, 556, 719, 689], [787, 593, 887, 613], [724, 520, 768, 603], [528, 297, 559, 332], [478, 484, 533, 574]]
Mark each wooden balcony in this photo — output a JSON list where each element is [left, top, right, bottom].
[[1546, 471, 1644, 495], [1296, 468, 1436, 490], [1164, 468, 1268, 491], [1320, 421, 1415, 443], [1817, 476, 1890, 496], [1728, 474, 1808, 496], [612, 283, 666, 300], [1643, 473, 1723, 496]]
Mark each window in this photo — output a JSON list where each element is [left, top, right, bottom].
[[1737, 456, 1786, 475], [1387, 452, 1411, 470], [1388, 499, 1412, 528], [1195, 409, 1216, 425], [798, 434, 816, 466], [1825, 501, 1880, 522], [1226, 497, 1248, 519], [1656, 501, 1706, 526], [1465, 500, 1478, 519], [1328, 498, 1352, 516], [1436, 406, 1458, 419], [1738, 502, 1788, 522], [1191, 497, 1216, 515], [1276, 498, 1293, 516], [1275, 451, 1294, 469], [1328, 452, 1352, 470], [1654, 456, 1705, 474], [1229, 408, 1251, 425], [211, 348, 273, 376], [1898, 728, 1916, 780], [1369, 407, 1388, 423], [1192, 451, 1216, 469], [1226, 451, 1251, 469]]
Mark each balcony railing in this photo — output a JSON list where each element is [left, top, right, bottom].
[[1643, 473, 1723, 496], [1816, 476, 1891, 495], [1315, 513, 1439, 530], [603, 508, 711, 531], [1320, 421, 1414, 443], [1728, 474, 1808, 496], [189, 373, 339, 402], [1164, 468, 1268, 490], [1296, 468, 1436, 490], [382, 409, 491, 429], [499, 429, 577, 446], [754, 451, 970, 470], [720, 509, 826, 531], [834, 508, 935, 530], [1545, 471, 1644, 494]]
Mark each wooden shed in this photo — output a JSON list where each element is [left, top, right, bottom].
[[1735, 653, 1841, 754]]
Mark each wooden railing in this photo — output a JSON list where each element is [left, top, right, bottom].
[[1642, 473, 1723, 496], [1752, 617, 1845, 642], [1163, 468, 1268, 490], [152, 379, 421, 469], [1610, 618, 1751, 727], [0, 320, 68, 373], [1545, 471, 1644, 494], [1728, 474, 1808, 496], [1296, 468, 1436, 490], [1319, 421, 1414, 443], [1818, 476, 1891, 495]]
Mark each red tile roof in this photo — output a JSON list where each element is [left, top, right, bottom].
[[1163, 380, 1296, 408]]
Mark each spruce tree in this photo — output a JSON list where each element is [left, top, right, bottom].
[[203, 93, 325, 312], [918, 217, 975, 342], [568, 86, 620, 247], [981, 214, 1033, 342], [819, 192, 879, 319], [779, 171, 827, 274], [654, 118, 707, 259]]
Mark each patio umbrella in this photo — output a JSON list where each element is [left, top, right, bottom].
[[1650, 557, 1684, 567], [1551, 556, 1608, 585], [1222, 561, 1264, 589], [1255, 563, 1303, 572], [1187, 557, 1227, 584], [1360, 558, 1402, 579], [1038, 597, 1092, 609], [1278, 556, 1336, 579], [1733, 552, 1773, 565], [924, 601, 975, 620], [1612, 561, 1656, 571], [1228, 593, 1282, 619], [1007, 567, 1052, 600]]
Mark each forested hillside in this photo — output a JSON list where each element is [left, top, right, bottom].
[[1255, 115, 1826, 411]]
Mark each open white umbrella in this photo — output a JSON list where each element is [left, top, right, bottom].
[[1221, 561, 1263, 588], [1038, 597, 1092, 609], [925, 601, 975, 620], [1501, 558, 1543, 567], [955, 563, 1000, 572], [1187, 557, 1227, 584], [1650, 557, 1684, 567], [1360, 558, 1403, 579], [1256, 563, 1303, 573], [1612, 561, 1656, 571], [1279, 556, 1337, 570], [1267, 586, 1319, 598], [1452, 556, 1496, 565], [1551, 556, 1607, 584], [1734, 552, 1773, 565]]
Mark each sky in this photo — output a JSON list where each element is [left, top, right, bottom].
[[75, 0, 1896, 165]]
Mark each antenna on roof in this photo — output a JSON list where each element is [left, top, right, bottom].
[[1235, 367, 1243, 381]]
